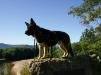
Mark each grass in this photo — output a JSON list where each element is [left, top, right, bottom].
[[0, 63, 12, 75], [21, 63, 31, 75]]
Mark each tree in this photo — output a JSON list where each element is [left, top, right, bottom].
[[95, 24, 101, 41], [72, 42, 82, 55], [68, 0, 101, 25], [80, 27, 96, 43], [79, 27, 96, 54]]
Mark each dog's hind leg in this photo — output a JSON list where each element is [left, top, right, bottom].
[[59, 41, 74, 58], [59, 42, 68, 57], [68, 43, 74, 56], [63, 42, 74, 57]]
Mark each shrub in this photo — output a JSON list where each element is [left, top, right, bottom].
[[21, 63, 31, 75], [48, 47, 63, 58], [0, 63, 12, 75]]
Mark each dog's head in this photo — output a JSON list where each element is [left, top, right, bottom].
[[25, 18, 36, 36]]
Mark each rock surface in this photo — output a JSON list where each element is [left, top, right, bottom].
[[29, 56, 92, 75], [11, 56, 93, 75]]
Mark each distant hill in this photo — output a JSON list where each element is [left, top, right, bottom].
[[0, 43, 11, 48], [12, 45, 34, 48], [0, 43, 34, 49]]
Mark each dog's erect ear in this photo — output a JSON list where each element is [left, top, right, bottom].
[[30, 18, 36, 25], [25, 22, 29, 27]]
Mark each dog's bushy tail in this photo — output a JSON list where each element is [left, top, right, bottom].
[[68, 43, 74, 57], [70, 47, 74, 57]]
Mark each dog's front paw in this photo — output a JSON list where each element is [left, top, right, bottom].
[[41, 56, 46, 59], [41, 55, 49, 59], [37, 56, 41, 59]]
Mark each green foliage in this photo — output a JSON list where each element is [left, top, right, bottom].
[[48, 47, 63, 58], [1, 48, 38, 60], [3, 63, 12, 75], [95, 24, 101, 41], [68, 0, 101, 25], [0, 49, 3, 59], [51, 48, 63, 58], [80, 27, 96, 43], [72, 42, 82, 55], [72, 25, 101, 57], [0, 63, 12, 75]]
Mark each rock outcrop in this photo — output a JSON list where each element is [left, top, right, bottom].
[[11, 56, 93, 75], [29, 56, 92, 75]]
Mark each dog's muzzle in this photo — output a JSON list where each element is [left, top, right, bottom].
[[25, 31, 30, 36]]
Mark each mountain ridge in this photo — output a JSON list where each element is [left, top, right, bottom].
[[0, 43, 34, 48]]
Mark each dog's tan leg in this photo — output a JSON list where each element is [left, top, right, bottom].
[[38, 45, 44, 59], [41, 45, 48, 59], [60, 42, 74, 57], [59, 42, 68, 57], [59, 45, 67, 57]]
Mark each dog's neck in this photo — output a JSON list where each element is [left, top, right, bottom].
[[31, 25, 42, 43]]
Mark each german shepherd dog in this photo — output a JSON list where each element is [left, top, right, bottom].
[[25, 18, 74, 59]]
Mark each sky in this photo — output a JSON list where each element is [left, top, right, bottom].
[[0, 0, 85, 45]]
